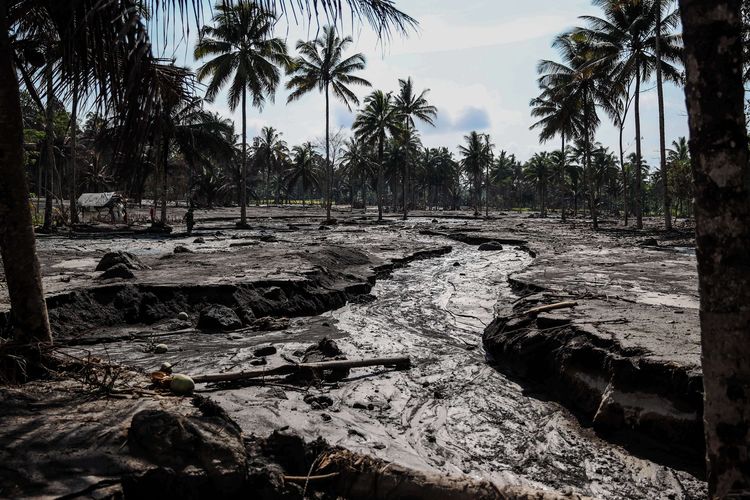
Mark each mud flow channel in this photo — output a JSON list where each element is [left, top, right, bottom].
[[68, 239, 705, 499]]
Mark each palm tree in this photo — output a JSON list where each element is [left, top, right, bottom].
[[353, 90, 402, 220], [524, 152, 552, 216], [530, 85, 582, 221], [458, 131, 493, 217], [286, 25, 371, 221], [284, 142, 321, 207], [340, 136, 373, 209], [394, 77, 437, 219], [538, 32, 614, 229], [194, 2, 289, 227], [254, 126, 289, 205], [0, 0, 414, 355], [580, 0, 682, 228]]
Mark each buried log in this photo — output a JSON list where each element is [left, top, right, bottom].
[[191, 356, 411, 384], [302, 449, 588, 500], [524, 301, 578, 317]]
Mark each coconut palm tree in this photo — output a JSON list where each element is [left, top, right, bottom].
[[530, 85, 582, 220], [524, 152, 552, 216], [340, 136, 373, 209], [254, 126, 289, 205], [284, 142, 321, 207], [353, 90, 402, 220], [194, 2, 289, 227], [537, 31, 614, 229], [0, 0, 414, 355], [580, 0, 682, 228], [286, 25, 371, 221], [394, 77, 436, 219], [458, 131, 493, 216]]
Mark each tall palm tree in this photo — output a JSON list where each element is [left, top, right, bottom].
[[353, 90, 402, 220], [254, 126, 288, 205], [194, 2, 289, 227], [284, 142, 321, 207], [0, 0, 414, 352], [394, 77, 436, 219], [524, 152, 552, 216], [581, 0, 682, 228], [340, 136, 373, 209], [458, 131, 493, 217], [530, 85, 582, 221], [538, 31, 614, 229], [286, 25, 371, 221]]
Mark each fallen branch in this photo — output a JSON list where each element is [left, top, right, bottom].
[[191, 356, 411, 384], [525, 301, 578, 316]]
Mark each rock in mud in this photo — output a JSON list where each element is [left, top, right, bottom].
[[254, 346, 277, 357], [178, 311, 189, 321], [478, 241, 504, 251], [126, 409, 246, 496], [639, 238, 659, 247], [174, 245, 193, 254], [193, 237, 205, 244], [96, 250, 149, 271], [248, 316, 289, 331], [97, 263, 135, 280], [197, 305, 242, 332]]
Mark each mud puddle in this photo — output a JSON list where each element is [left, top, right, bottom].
[[65, 240, 705, 499]]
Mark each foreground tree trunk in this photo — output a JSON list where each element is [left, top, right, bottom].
[[377, 133, 384, 221], [0, 10, 52, 344], [679, 1, 750, 497], [325, 85, 332, 221]]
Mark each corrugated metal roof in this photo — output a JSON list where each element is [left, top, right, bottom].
[[76, 192, 120, 208]]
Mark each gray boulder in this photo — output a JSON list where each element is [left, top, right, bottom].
[[197, 305, 242, 332]]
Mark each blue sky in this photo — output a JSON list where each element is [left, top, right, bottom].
[[162, 0, 688, 166]]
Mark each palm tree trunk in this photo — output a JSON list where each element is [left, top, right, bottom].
[[240, 87, 247, 226], [160, 133, 168, 224], [69, 79, 79, 224], [325, 84, 332, 221], [679, 1, 750, 496], [634, 71, 643, 229], [584, 99, 598, 230], [377, 134, 384, 221], [42, 55, 55, 231], [561, 134, 567, 222], [655, 0, 672, 231], [0, 14, 52, 345], [619, 120, 628, 226]]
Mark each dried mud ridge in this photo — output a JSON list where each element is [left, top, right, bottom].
[[0, 246, 453, 341], [483, 283, 704, 471]]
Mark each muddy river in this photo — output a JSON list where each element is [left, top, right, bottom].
[[68, 239, 705, 499]]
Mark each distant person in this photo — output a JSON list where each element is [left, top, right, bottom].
[[184, 206, 195, 235]]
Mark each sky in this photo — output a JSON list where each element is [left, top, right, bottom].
[[160, 0, 689, 165]]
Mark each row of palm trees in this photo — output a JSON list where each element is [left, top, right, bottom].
[[531, 0, 682, 230]]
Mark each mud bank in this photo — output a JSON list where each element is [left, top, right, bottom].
[[483, 288, 704, 473], [0, 244, 452, 340]]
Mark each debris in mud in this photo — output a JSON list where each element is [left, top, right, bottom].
[[303, 394, 334, 409], [193, 237, 206, 244], [153, 343, 168, 354], [96, 250, 149, 271], [478, 241, 504, 251], [174, 245, 193, 254], [97, 263, 135, 280], [197, 305, 242, 332], [248, 316, 289, 331], [178, 311, 189, 321], [254, 345, 277, 357], [639, 238, 659, 247], [349, 293, 377, 305]]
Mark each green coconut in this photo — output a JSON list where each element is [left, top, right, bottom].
[[154, 343, 168, 354], [170, 374, 195, 395]]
